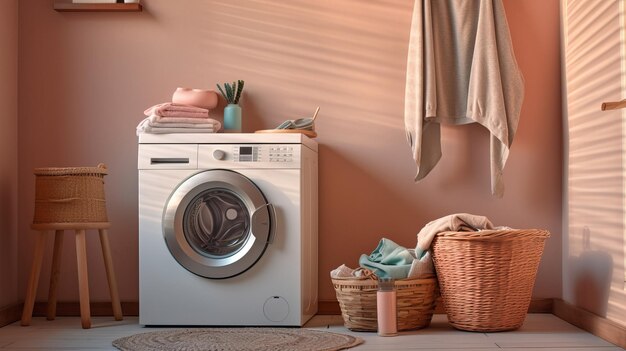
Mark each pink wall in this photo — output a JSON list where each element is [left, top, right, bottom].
[[17, 0, 562, 304], [0, 0, 18, 309]]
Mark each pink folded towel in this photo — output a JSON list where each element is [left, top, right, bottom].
[[149, 115, 217, 125], [144, 102, 209, 118]]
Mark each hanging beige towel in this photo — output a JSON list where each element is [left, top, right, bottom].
[[404, 0, 524, 197]]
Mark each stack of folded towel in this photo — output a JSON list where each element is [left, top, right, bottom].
[[136, 87, 222, 135]]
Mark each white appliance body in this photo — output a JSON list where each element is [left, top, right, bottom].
[[138, 133, 318, 326]]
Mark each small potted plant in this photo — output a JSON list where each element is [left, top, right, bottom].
[[217, 80, 245, 132]]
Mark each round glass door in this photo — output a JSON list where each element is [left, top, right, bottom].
[[163, 170, 275, 279], [184, 189, 250, 258]]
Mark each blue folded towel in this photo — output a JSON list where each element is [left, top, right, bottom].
[[358, 238, 414, 279]]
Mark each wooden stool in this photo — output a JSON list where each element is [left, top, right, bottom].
[[21, 165, 122, 329]]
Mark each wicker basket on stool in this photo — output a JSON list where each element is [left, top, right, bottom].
[[432, 229, 550, 332], [332, 272, 438, 332], [33, 164, 108, 224], [22, 163, 121, 330]]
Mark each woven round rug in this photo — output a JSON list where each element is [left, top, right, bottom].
[[112, 327, 363, 351]]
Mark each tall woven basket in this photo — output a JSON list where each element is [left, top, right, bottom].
[[431, 229, 550, 332], [332, 273, 438, 332], [33, 164, 108, 224]]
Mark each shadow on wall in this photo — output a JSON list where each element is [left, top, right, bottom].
[[569, 226, 613, 317], [317, 143, 434, 299]]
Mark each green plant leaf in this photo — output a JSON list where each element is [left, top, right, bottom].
[[234, 80, 244, 104], [217, 80, 245, 104], [225, 83, 234, 104], [216, 84, 228, 102]]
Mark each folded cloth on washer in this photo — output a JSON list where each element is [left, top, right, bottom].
[[144, 102, 209, 118], [415, 213, 510, 259], [149, 115, 217, 125], [138, 126, 217, 134], [359, 238, 415, 279], [136, 117, 221, 135], [275, 119, 314, 131], [146, 115, 222, 129]]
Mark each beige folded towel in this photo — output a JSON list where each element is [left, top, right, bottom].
[[136, 117, 221, 135], [147, 115, 221, 129], [149, 115, 217, 125]]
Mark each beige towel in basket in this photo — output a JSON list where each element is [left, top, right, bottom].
[[416, 213, 511, 258]]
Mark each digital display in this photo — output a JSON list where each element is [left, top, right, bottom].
[[240, 147, 253, 155]]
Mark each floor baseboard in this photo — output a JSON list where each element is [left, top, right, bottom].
[[1, 301, 139, 326], [0, 303, 22, 328], [552, 299, 626, 349], [32, 301, 139, 317]]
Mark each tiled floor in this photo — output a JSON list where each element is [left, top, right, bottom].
[[0, 314, 623, 350]]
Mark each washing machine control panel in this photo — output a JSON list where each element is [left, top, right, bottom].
[[231, 145, 294, 163], [198, 144, 301, 169], [233, 146, 260, 162], [232, 145, 295, 163], [268, 146, 294, 163]]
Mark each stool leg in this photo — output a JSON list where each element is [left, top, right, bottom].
[[21, 231, 48, 326], [98, 229, 123, 321], [75, 229, 91, 329], [46, 230, 64, 320]]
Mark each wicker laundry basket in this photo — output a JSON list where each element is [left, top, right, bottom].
[[33, 164, 108, 224], [431, 229, 550, 332], [332, 272, 438, 332]]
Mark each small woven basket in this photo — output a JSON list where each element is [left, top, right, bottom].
[[432, 229, 550, 332], [33, 164, 108, 224], [332, 272, 438, 332]]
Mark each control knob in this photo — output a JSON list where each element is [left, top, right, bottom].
[[213, 149, 226, 160]]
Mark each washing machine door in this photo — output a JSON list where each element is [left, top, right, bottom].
[[162, 169, 276, 279]]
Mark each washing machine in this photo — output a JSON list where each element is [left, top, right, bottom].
[[137, 133, 318, 326]]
